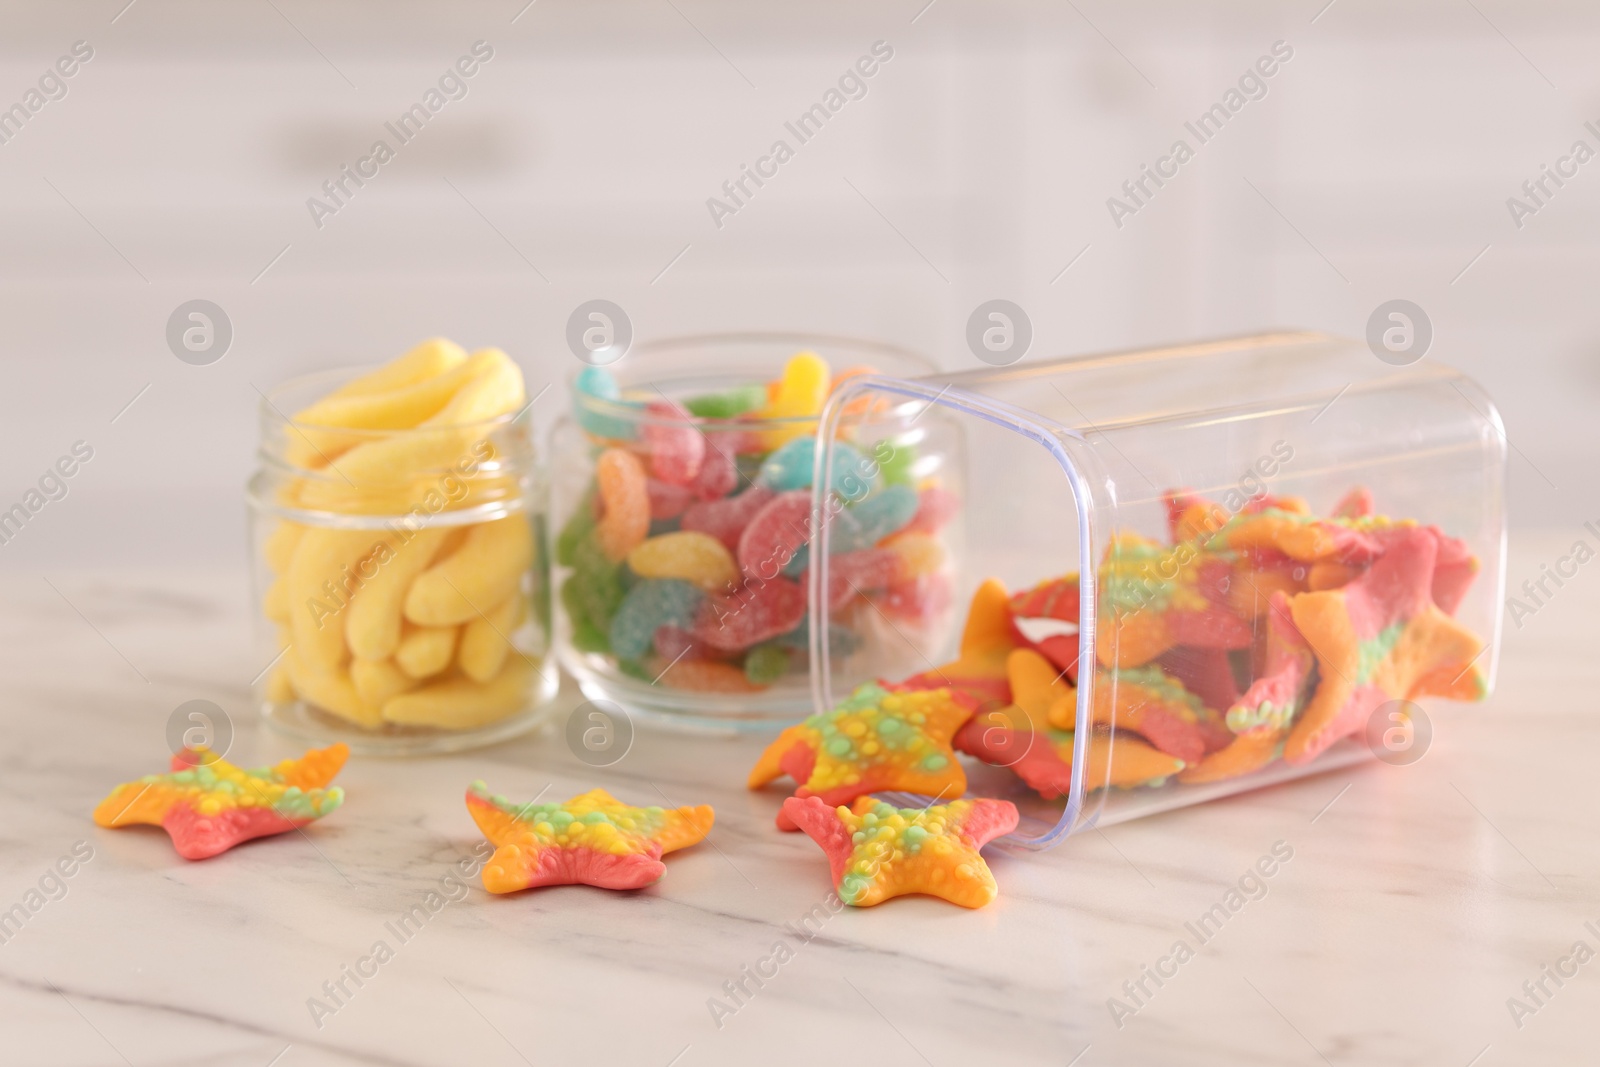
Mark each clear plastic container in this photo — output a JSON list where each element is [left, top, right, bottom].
[[247, 366, 558, 755], [550, 333, 965, 727], [813, 331, 1505, 847]]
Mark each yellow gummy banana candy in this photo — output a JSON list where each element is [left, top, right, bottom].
[[333, 349, 522, 480], [760, 351, 830, 449], [286, 354, 484, 469], [351, 657, 421, 706], [381, 657, 532, 729], [264, 665, 295, 703], [295, 350, 525, 511], [344, 527, 452, 661], [263, 521, 304, 572], [285, 648, 382, 728], [404, 515, 531, 627], [458, 593, 520, 683], [263, 577, 290, 624], [323, 338, 468, 402], [395, 624, 458, 678], [288, 528, 389, 672]]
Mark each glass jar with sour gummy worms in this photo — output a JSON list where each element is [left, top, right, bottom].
[[550, 334, 967, 727], [247, 340, 558, 756]]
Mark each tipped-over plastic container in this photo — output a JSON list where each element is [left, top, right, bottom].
[[812, 331, 1505, 848]]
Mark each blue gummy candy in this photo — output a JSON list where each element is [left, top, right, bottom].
[[835, 483, 918, 551], [781, 505, 864, 577], [756, 438, 873, 496], [574, 365, 639, 440], [607, 579, 703, 661]]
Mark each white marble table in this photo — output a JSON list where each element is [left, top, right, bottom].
[[1, 534, 1594, 1067]]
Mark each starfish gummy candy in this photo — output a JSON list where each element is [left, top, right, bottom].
[[783, 795, 1018, 908], [93, 744, 347, 860], [466, 784, 714, 892], [1181, 591, 1313, 783], [1285, 526, 1486, 765], [749, 682, 976, 830]]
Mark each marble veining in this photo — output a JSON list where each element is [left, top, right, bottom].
[[0, 539, 1595, 1066]]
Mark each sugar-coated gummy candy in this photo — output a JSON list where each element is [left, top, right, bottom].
[[609, 579, 705, 661], [627, 530, 740, 592], [736, 490, 815, 579], [735, 452, 766, 486], [879, 572, 953, 624], [556, 490, 597, 567], [689, 436, 738, 500], [779, 500, 864, 578], [883, 531, 945, 580], [755, 438, 873, 495], [759, 351, 830, 449], [573, 365, 637, 440], [595, 448, 650, 561], [652, 623, 700, 662], [642, 399, 706, 487], [905, 485, 960, 535], [569, 536, 626, 632], [682, 485, 774, 551], [876, 440, 917, 486], [693, 575, 806, 652], [646, 478, 695, 520], [571, 614, 611, 654], [804, 547, 901, 611], [616, 658, 653, 682], [743, 643, 790, 686], [684, 385, 767, 419], [838, 483, 919, 549]]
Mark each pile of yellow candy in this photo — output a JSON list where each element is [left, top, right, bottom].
[[261, 340, 537, 731]]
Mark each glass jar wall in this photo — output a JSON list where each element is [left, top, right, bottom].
[[246, 349, 557, 755], [550, 334, 965, 728]]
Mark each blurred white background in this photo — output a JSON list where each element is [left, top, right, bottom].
[[0, 0, 1593, 573]]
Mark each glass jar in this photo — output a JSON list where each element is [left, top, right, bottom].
[[815, 331, 1505, 847], [247, 366, 557, 755], [550, 333, 965, 728]]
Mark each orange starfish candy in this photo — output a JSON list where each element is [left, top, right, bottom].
[[958, 721, 1186, 798], [898, 578, 1018, 703], [466, 784, 714, 893], [1181, 591, 1313, 783], [749, 683, 975, 830], [783, 795, 1018, 908], [1285, 527, 1486, 765], [93, 744, 347, 860]]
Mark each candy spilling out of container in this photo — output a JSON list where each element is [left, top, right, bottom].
[[792, 332, 1504, 852]]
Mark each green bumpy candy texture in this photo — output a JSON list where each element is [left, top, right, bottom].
[[556, 490, 597, 568], [568, 535, 626, 633]]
